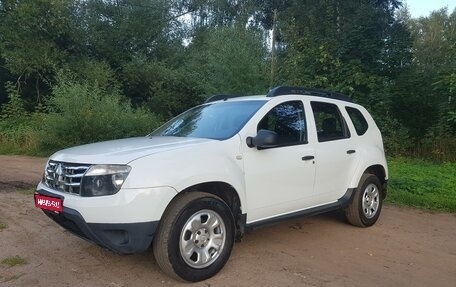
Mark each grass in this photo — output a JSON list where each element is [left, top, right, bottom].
[[1, 256, 27, 267], [18, 188, 35, 195], [386, 158, 456, 212], [0, 222, 6, 231]]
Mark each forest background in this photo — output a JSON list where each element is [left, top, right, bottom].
[[0, 0, 455, 162]]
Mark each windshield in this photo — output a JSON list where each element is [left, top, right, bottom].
[[151, 100, 266, 140]]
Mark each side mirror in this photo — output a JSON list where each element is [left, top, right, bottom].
[[246, 129, 279, 148]]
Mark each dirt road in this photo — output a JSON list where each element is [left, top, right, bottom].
[[0, 155, 455, 287]]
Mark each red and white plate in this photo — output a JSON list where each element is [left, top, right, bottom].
[[34, 194, 63, 212]]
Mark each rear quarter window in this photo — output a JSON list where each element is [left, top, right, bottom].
[[346, 107, 368, 135]]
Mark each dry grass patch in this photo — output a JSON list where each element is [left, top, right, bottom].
[[1, 256, 27, 267]]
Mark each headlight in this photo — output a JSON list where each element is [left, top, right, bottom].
[[80, 165, 131, 197]]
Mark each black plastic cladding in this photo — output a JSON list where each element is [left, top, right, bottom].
[[267, 86, 353, 103]]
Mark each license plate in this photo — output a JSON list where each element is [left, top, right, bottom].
[[34, 194, 63, 212]]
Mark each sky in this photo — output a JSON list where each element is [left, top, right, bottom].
[[406, 0, 456, 18]]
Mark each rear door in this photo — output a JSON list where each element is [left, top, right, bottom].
[[310, 101, 358, 204]]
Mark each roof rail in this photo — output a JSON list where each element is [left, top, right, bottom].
[[204, 94, 244, 103], [267, 86, 352, 102]]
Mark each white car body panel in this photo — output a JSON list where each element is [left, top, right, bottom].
[[39, 92, 387, 232], [123, 137, 248, 211], [239, 96, 317, 222], [50, 137, 213, 164], [37, 182, 177, 223]]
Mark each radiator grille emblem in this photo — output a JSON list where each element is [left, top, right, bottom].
[[44, 161, 90, 195]]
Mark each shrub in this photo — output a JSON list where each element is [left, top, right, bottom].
[[0, 82, 41, 154], [376, 115, 411, 157], [0, 81, 28, 122], [38, 74, 162, 153]]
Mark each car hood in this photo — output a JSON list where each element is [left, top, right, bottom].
[[50, 136, 214, 164]]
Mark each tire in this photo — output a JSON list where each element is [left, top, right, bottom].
[[153, 192, 235, 282], [345, 173, 383, 227]]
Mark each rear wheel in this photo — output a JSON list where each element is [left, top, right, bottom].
[[345, 173, 383, 227], [153, 192, 235, 282]]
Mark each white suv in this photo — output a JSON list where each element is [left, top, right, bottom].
[[35, 86, 388, 282]]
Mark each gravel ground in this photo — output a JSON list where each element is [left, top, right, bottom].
[[0, 155, 455, 287]]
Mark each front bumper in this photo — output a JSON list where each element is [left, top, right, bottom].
[[36, 187, 164, 254], [43, 206, 158, 254]]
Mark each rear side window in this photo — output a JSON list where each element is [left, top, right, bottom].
[[311, 101, 350, 142], [346, 107, 368, 135]]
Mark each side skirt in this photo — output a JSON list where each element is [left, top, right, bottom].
[[243, 188, 356, 231]]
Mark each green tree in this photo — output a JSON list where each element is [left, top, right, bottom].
[[387, 7, 456, 158], [80, 0, 191, 66], [185, 26, 269, 96], [0, 0, 82, 102], [276, 0, 406, 104], [404, 8, 455, 130], [121, 57, 204, 117]]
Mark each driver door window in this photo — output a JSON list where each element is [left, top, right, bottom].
[[257, 101, 307, 146]]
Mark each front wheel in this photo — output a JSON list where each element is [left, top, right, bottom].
[[153, 192, 235, 282], [345, 173, 383, 227]]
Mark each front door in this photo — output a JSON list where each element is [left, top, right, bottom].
[[242, 100, 316, 223]]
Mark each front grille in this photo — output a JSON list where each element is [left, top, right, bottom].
[[44, 161, 90, 195]]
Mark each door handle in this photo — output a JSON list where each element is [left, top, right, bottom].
[[302, 155, 315, 161], [347, 150, 356, 154]]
